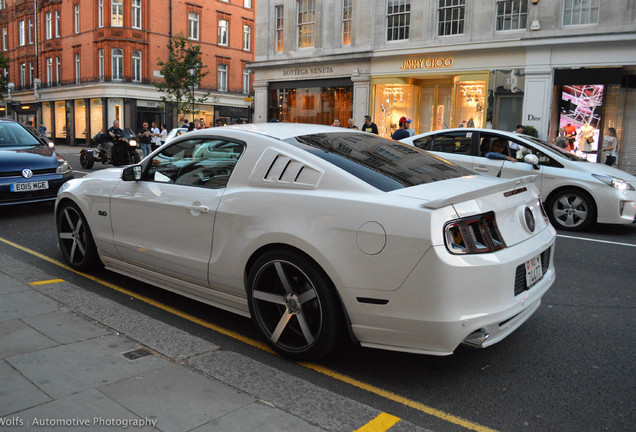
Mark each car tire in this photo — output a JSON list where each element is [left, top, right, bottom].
[[131, 151, 141, 164], [56, 201, 101, 271], [79, 150, 94, 169], [547, 188, 596, 231], [247, 250, 345, 360]]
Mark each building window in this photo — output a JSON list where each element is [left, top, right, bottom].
[[98, 0, 104, 27], [112, 48, 123, 81], [243, 25, 251, 50], [132, 50, 142, 82], [438, 0, 465, 36], [75, 53, 80, 83], [132, 0, 142, 29], [218, 19, 228, 46], [275, 5, 284, 53], [46, 58, 53, 85], [20, 63, 25, 87], [342, 0, 352, 45], [563, 0, 599, 26], [28, 19, 33, 44], [18, 21, 25, 46], [496, 1, 527, 31], [387, 0, 410, 41], [2, 28, 7, 51], [112, 0, 123, 27], [297, 0, 315, 48], [55, 10, 60, 37], [45, 12, 52, 39], [74, 5, 80, 33], [55, 57, 60, 84], [242, 68, 250, 94], [188, 12, 199, 40], [244, 0, 252, 8], [99, 49, 104, 81], [218, 64, 227, 92]]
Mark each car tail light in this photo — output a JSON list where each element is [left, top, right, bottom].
[[444, 211, 506, 254]]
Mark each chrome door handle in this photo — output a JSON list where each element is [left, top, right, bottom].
[[474, 167, 489, 172], [185, 205, 210, 213]]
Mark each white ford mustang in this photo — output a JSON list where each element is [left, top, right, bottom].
[[55, 123, 556, 360]]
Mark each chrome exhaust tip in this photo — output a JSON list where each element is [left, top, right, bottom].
[[462, 330, 490, 348]]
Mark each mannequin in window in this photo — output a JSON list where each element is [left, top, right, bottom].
[[578, 122, 594, 153]]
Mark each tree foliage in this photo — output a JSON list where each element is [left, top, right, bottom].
[[155, 33, 209, 120]]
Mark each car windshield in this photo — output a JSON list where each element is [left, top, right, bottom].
[[522, 135, 587, 162], [286, 132, 474, 192], [0, 122, 41, 147]]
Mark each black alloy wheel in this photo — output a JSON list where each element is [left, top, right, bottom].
[[247, 250, 344, 360], [79, 150, 94, 169], [56, 202, 101, 271], [547, 188, 596, 231]]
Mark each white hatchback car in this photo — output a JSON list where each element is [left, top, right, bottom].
[[55, 124, 555, 359], [164, 127, 189, 145], [401, 128, 636, 231]]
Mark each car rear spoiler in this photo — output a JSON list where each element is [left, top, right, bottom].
[[419, 175, 538, 209]]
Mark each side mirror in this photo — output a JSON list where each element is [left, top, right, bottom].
[[524, 154, 540, 168], [122, 164, 142, 181]]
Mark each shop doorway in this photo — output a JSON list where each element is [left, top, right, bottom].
[[420, 84, 452, 133], [494, 94, 523, 132]]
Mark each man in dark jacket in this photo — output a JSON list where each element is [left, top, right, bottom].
[[361, 115, 378, 134], [391, 117, 411, 140]]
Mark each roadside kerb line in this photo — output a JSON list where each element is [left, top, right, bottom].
[[556, 234, 636, 248], [28, 278, 65, 286], [0, 236, 497, 432], [354, 412, 401, 432]]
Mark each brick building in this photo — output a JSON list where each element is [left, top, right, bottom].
[[0, 0, 255, 145]]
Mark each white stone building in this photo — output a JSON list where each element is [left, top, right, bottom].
[[249, 0, 636, 172]]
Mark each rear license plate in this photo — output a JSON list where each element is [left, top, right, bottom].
[[10, 181, 49, 192], [525, 254, 543, 288]]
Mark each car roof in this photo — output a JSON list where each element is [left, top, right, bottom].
[[220, 123, 360, 140]]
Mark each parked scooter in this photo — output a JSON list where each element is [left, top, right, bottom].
[[80, 128, 141, 169]]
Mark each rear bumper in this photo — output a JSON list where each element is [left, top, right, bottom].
[[346, 226, 556, 355]]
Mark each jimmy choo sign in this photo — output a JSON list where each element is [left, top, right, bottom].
[[401, 57, 454, 70]]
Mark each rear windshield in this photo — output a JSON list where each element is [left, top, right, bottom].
[[0, 122, 41, 147], [285, 132, 473, 192]]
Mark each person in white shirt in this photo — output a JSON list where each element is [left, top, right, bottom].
[[150, 122, 161, 151], [601, 127, 618, 166], [159, 124, 168, 148]]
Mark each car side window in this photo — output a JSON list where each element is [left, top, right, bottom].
[[412, 133, 471, 154], [513, 142, 562, 168], [478, 134, 563, 168], [144, 138, 244, 188]]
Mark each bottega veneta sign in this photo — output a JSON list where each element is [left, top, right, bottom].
[[401, 57, 454, 70], [283, 66, 334, 76]]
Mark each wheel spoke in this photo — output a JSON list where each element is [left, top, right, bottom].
[[296, 311, 315, 345], [270, 310, 293, 344], [252, 290, 286, 305], [570, 197, 584, 209], [553, 208, 568, 219], [64, 208, 76, 230], [75, 237, 87, 257], [556, 196, 571, 208], [58, 232, 73, 240], [69, 242, 78, 264], [298, 289, 317, 304], [274, 262, 293, 294]]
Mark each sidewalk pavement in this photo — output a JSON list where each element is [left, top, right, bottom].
[[0, 249, 428, 432]]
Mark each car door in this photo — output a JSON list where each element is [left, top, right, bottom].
[[411, 131, 475, 169], [109, 137, 244, 286], [472, 132, 543, 191]]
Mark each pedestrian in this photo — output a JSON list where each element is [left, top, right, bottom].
[[513, 124, 523, 134], [554, 128, 567, 149], [404, 118, 415, 136], [391, 117, 411, 140], [187, 122, 195, 132], [38, 122, 47, 136], [601, 127, 618, 166], [331, 118, 341, 127], [182, 118, 190, 128], [197, 118, 206, 129], [159, 124, 168, 147], [215, 119, 224, 127], [347, 118, 357, 129], [137, 121, 152, 157], [361, 115, 378, 134], [150, 121, 160, 151]]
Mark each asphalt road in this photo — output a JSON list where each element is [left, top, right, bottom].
[[1, 151, 634, 432]]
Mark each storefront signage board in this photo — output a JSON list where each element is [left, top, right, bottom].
[[401, 57, 454, 70]]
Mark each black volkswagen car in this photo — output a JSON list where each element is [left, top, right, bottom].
[[0, 119, 73, 206]]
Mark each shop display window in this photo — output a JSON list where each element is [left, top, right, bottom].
[[269, 86, 352, 126], [42, 103, 52, 137], [54, 100, 66, 139], [373, 84, 417, 138], [90, 99, 103, 138], [74, 100, 86, 140], [455, 81, 486, 128], [559, 84, 604, 161]]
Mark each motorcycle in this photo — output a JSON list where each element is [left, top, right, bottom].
[[80, 128, 141, 169]]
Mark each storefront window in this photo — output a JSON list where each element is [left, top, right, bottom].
[[268, 83, 352, 125], [54, 100, 66, 139], [373, 84, 417, 138], [110, 98, 123, 129], [74, 100, 86, 140], [42, 103, 52, 137], [455, 81, 486, 128], [90, 99, 103, 138], [559, 84, 604, 160]]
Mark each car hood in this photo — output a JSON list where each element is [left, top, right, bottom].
[[84, 167, 124, 180], [576, 161, 636, 182], [0, 145, 58, 171]]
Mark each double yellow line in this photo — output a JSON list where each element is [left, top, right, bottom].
[[0, 236, 496, 432]]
